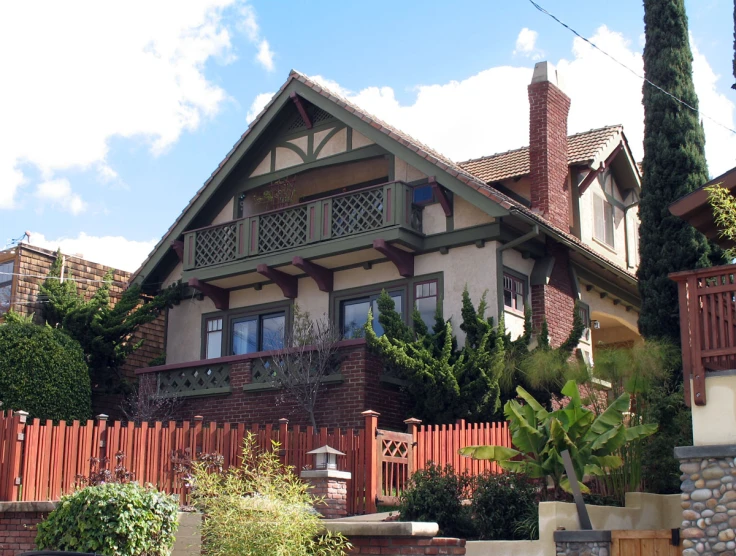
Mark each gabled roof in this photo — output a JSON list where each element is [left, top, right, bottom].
[[458, 125, 626, 183], [131, 70, 638, 289]]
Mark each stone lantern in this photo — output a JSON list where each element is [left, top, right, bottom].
[[300, 444, 351, 519], [306, 445, 344, 470]]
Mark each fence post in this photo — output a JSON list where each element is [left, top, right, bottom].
[[404, 418, 422, 474], [278, 418, 289, 467], [2, 411, 28, 501], [96, 414, 108, 463], [362, 410, 380, 514], [193, 416, 203, 455]]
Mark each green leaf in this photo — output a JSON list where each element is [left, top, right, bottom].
[[588, 392, 630, 435], [506, 401, 545, 454], [516, 385, 549, 420], [459, 445, 520, 461], [560, 476, 590, 494]]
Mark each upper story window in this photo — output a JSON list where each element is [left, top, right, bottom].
[[415, 280, 438, 329], [341, 290, 403, 339], [205, 317, 223, 359], [503, 272, 525, 313], [0, 260, 14, 315], [578, 303, 591, 342], [594, 171, 616, 247], [232, 312, 286, 355]]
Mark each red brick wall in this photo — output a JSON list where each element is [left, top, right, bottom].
[[528, 79, 571, 232], [531, 242, 576, 347], [348, 536, 466, 555], [143, 342, 412, 430], [0, 511, 46, 556]]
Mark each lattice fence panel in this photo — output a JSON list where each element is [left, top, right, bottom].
[[194, 224, 237, 268], [250, 357, 341, 385], [331, 189, 384, 237], [158, 364, 231, 396], [258, 206, 308, 253]]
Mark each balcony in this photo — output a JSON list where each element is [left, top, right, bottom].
[[671, 263, 736, 406], [182, 181, 422, 272]]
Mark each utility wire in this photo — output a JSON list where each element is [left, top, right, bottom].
[[528, 0, 736, 135]]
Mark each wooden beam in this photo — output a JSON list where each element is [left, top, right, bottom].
[[292, 256, 333, 292], [373, 239, 414, 277], [578, 144, 624, 195], [188, 278, 229, 310], [257, 264, 298, 298], [290, 93, 312, 129], [430, 177, 453, 217], [170, 240, 184, 262]]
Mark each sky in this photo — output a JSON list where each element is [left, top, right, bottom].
[[1, 0, 735, 272]]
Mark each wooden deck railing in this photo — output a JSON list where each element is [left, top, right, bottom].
[[671, 263, 736, 406], [182, 180, 422, 271], [0, 411, 510, 514]]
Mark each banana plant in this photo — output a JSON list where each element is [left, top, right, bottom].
[[459, 380, 657, 499]]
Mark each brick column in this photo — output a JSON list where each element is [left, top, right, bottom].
[[554, 530, 611, 556], [300, 470, 351, 519], [676, 445, 736, 555]]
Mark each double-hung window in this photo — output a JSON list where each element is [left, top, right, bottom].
[[503, 272, 525, 313], [341, 290, 403, 339], [415, 280, 438, 329], [231, 312, 286, 355], [205, 318, 223, 359], [0, 260, 14, 315], [594, 172, 616, 247]]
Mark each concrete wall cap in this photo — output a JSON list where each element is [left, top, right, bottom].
[[554, 530, 612, 543], [531, 61, 567, 91], [322, 521, 439, 537], [675, 444, 736, 459], [300, 470, 352, 480], [0, 501, 58, 513]]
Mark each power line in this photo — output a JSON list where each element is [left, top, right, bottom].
[[528, 0, 736, 136]]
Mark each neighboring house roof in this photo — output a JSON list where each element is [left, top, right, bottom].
[[131, 70, 639, 289], [458, 125, 625, 183]]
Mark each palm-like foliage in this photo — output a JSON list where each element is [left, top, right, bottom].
[[459, 381, 657, 499]]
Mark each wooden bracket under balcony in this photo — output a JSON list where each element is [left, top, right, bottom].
[[290, 93, 312, 129], [188, 278, 229, 310], [373, 239, 414, 278], [429, 177, 453, 217], [257, 264, 298, 299], [292, 256, 333, 292], [171, 240, 184, 262]]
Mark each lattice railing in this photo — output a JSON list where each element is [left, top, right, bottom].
[[250, 356, 342, 387], [258, 205, 308, 253], [158, 363, 231, 397], [194, 224, 237, 268], [331, 188, 384, 237]]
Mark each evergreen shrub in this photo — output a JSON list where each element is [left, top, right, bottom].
[[0, 320, 91, 420], [36, 482, 179, 556], [471, 473, 540, 540]]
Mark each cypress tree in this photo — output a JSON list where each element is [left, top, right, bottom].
[[638, 0, 722, 343]]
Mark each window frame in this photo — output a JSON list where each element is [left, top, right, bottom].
[[204, 317, 223, 359], [0, 257, 15, 316], [577, 302, 591, 343], [330, 273, 444, 336], [502, 267, 529, 315], [594, 171, 618, 248], [200, 300, 292, 359], [413, 279, 440, 330]]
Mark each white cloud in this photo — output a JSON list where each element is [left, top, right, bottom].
[[514, 28, 543, 59], [34, 179, 87, 215], [247, 92, 275, 123], [309, 25, 736, 176], [0, 0, 242, 210], [26, 232, 158, 272], [239, 3, 275, 71]]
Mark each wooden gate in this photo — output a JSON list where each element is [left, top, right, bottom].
[[611, 530, 682, 556], [376, 429, 414, 506]]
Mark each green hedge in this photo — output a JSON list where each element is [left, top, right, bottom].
[[0, 321, 91, 421], [36, 483, 179, 556]]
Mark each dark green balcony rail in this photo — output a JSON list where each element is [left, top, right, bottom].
[[182, 181, 422, 270]]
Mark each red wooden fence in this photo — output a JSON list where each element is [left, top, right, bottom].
[[0, 410, 511, 514]]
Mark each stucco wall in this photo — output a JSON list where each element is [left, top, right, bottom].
[[691, 374, 736, 446], [422, 203, 447, 234], [166, 296, 216, 364], [394, 158, 426, 182], [454, 196, 494, 229], [211, 198, 234, 225]]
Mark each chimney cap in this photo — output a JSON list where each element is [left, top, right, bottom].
[[531, 61, 566, 92]]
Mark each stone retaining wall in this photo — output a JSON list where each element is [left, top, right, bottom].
[[553, 530, 611, 556], [676, 445, 736, 555]]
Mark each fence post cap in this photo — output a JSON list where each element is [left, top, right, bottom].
[[404, 418, 422, 425], [15, 410, 29, 417], [361, 410, 380, 417], [194, 415, 204, 421], [96, 414, 109, 421], [278, 418, 289, 424]]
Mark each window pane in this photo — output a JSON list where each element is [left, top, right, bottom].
[[261, 313, 285, 351], [371, 293, 402, 337], [232, 318, 258, 355], [0, 261, 13, 286], [605, 205, 615, 246], [416, 296, 436, 330], [342, 299, 371, 338], [206, 330, 222, 359], [0, 284, 10, 313], [594, 196, 605, 241]]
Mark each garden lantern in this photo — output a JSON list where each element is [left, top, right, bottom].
[[306, 445, 344, 470]]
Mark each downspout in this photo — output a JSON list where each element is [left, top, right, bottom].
[[496, 218, 541, 317]]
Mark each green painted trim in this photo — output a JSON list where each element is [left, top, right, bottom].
[[276, 141, 308, 163], [270, 149, 276, 173], [243, 373, 345, 392], [159, 387, 232, 399], [573, 264, 640, 308], [380, 375, 410, 387], [292, 81, 510, 219], [422, 223, 500, 251], [307, 131, 314, 158], [346, 127, 353, 151], [312, 125, 346, 160]]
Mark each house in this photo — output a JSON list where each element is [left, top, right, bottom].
[[132, 61, 643, 428], [0, 242, 165, 414], [668, 167, 736, 550]]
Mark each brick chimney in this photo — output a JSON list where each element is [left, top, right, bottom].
[[528, 61, 571, 231]]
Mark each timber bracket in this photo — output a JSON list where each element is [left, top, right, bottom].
[[188, 278, 229, 310], [373, 239, 414, 277], [257, 264, 298, 298]]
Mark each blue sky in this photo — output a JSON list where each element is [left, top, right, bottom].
[[1, 0, 735, 271]]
